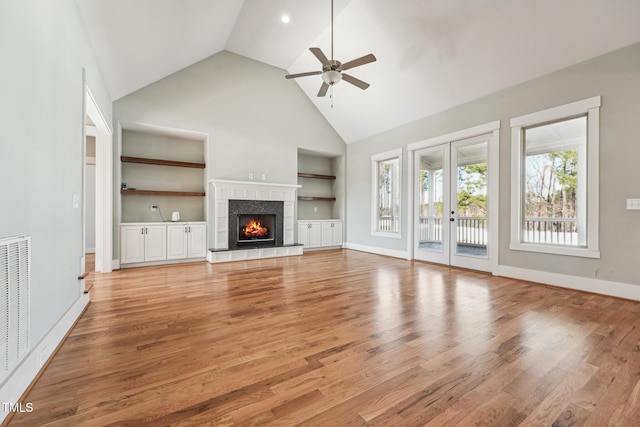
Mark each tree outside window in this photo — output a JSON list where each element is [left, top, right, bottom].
[[371, 149, 402, 237], [523, 116, 585, 246]]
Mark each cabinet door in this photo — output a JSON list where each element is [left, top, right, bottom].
[[120, 226, 145, 264], [298, 222, 310, 247], [321, 222, 333, 247], [321, 221, 343, 247], [187, 224, 207, 258], [167, 225, 188, 260], [331, 221, 343, 246], [308, 222, 322, 248], [145, 225, 167, 262]]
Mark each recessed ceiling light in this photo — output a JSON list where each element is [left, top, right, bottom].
[[281, 14, 290, 24]]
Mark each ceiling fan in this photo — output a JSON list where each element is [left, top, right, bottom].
[[285, 0, 376, 98]]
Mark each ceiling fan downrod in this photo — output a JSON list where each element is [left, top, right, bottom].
[[330, 0, 334, 62]]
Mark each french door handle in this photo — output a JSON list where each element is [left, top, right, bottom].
[[450, 218, 455, 222], [451, 211, 455, 215]]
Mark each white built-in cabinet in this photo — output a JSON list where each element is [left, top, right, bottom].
[[120, 222, 206, 266], [298, 220, 343, 249], [120, 224, 167, 264], [298, 221, 322, 249], [167, 223, 207, 260], [321, 220, 343, 247]]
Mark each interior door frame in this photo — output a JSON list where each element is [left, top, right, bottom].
[[407, 121, 500, 274], [84, 85, 113, 273]]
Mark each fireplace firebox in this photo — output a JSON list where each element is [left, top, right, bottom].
[[237, 214, 275, 243], [228, 200, 284, 250]]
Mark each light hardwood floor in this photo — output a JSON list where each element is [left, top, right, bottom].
[[84, 252, 95, 293], [7, 250, 640, 426]]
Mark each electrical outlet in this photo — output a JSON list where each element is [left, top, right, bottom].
[[150, 204, 158, 212], [314, 206, 318, 213], [248, 173, 254, 180], [627, 199, 640, 210], [261, 174, 266, 181]]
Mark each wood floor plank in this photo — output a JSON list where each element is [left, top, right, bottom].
[[6, 249, 640, 426]]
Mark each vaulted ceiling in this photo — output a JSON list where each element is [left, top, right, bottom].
[[75, 0, 640, 143]]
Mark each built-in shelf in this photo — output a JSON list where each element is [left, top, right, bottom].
[[298, 196, 336, 201], [121, 189, 206, 197], [297, 172, 337, 202], [121, 156, 205, 169], [297, 172, 336, 180]]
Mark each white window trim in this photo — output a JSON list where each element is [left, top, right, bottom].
[[371, 148, 403, 238], [510, 96, 600, 258]]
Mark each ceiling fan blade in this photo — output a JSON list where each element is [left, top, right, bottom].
[[341, 53, 377, 71], [342, 73, 370, 90], [317, 82, 330, 97], [285, 71, 322, 79], [309, 47, 330, 66]]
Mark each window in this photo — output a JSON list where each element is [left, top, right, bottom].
[[510, 96, 600, 258], [372, 148, 402, 237]]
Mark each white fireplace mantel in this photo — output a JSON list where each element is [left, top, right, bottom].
[[208, 179, 301, 251]]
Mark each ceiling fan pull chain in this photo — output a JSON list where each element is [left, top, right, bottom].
[[330, 85, 334, 108]]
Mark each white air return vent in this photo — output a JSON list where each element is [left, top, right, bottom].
[[0, 235, 31, 383]]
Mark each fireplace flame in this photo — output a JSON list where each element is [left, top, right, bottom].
[[242, 219, 269, 238]]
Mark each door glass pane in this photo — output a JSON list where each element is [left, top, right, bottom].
[[418, 151, 444, 253], [455, 141, 488, 257]]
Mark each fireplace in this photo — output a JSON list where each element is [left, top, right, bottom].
[[228, 200, 284, 250], [208, 179, 302, 263], [237, 214, 275, 243]]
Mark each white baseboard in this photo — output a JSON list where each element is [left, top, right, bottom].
[[497, 265, 640, 301], [0, 293, 89, 424], [344, 242, 410, 260], [112, 259, 120, 270]]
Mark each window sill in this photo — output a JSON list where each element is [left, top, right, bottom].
[[371, 231, 402, 239], [510, 242, 600, 259]]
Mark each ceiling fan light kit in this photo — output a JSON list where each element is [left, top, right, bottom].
[[322, 70, 342, 85], [285, 0, 376, 103]]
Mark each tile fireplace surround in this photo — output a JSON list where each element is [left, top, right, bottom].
[[207, 179, 303, 263]]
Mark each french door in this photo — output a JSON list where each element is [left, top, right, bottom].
[[413, 134, 494, 272]]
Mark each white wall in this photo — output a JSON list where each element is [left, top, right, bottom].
[[113, 51, 346, 253], [0, 0, 111, 415], [85, 163, 96, 253], [346, 42, 640, 287], [85, 135, 96, 253]]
